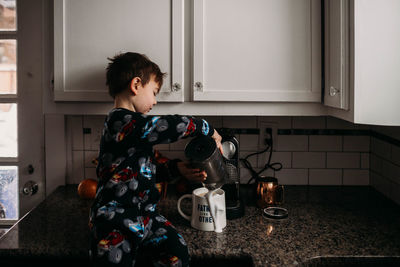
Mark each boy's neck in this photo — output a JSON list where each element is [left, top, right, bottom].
[[114, 94, 136, 112]]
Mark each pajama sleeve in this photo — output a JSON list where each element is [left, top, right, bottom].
[[136, 114, 215, 146], [105, 111, 214, 147]]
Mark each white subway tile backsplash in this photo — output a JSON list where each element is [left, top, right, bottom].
[[343, 136, 370, 152], [370, 154, 382, 173], [223, 116, 257, 128], [309, 169, 342, 185], [275, 135, 308, 151], [240, 152, 258, 169], [371, 137, 391, 161], [327, 152, 360, 169], [70, 150, 84, 184], [169, 138, 191, 151], [292, 116, 326, 129], [388, 181, 400, 206], [381, 160, 400, 184], [65, 115, 400, 204], [85, 168, 97, 180], [371, 172, 393, 198], [239, 134, 259, 151], [276, 169, 308, 185], [202, 116, 223, 128], [361, 153, 369, 169], [157, 151, 186, 161], [292, 152, 326, 168], [391, 145, 400, 166], [258, 168, 277, 178], [83, 116, 105, 151], [153, 143, 170, 151], [68, 116, 83, 150], [84, 151, 99, 168], [240, 167, 274, 184], [370, 172, 400, 205], [239, 168, 252, 184], [258, 116, 292, 128], [257, 152, 291, 169], [326, 117, 370, 130], [239, 167, 259, 184], [372, 126, 400, 140], [309, 136, 342, 151], [343, 170, 369, 185]]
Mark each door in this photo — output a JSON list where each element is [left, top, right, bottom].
[[193, 0, 321, 102], [53, 0, 185, 102], [0, 0, 44, 226]]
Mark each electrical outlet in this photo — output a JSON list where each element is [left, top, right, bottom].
[[258, 122, 278, 149]]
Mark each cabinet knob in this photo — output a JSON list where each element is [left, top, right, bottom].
[[329, 86, 340, 96], [171, 83, 181, 92], [194, 82, 203, 92]]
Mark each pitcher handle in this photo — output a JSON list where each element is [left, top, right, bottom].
[[206, 191, 223, 233], [177, 194, 192, 221]]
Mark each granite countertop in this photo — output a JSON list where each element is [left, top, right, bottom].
[[0, 185, 400, 266]]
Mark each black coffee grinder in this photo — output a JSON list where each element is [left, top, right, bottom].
[[219, 129, 245, 220]]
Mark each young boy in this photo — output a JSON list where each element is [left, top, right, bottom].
[[89, 52, 222, 267]]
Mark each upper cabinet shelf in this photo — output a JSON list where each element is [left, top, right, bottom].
[[53, 0, 184, 102]]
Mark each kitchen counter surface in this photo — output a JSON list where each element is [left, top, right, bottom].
[[0, 185, 400, 266]]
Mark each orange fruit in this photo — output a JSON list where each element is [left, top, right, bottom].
[[77, 178, 98, 199]]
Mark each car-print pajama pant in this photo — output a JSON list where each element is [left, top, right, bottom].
[[90, 212, 189, 267]]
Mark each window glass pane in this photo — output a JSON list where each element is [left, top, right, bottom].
[[0, 103, 17, 157], [0, 0, 16, 30], [0, 166, 18, 220], [0, 39, 16, 94]]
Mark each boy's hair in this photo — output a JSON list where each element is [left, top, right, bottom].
[[106, 52, 166, 98]]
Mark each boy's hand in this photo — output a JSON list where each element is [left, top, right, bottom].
[[177, 161, 207, 182], [212, 130, 223, 154]]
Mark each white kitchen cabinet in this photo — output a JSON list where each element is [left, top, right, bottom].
[[53, 0, 184, 102], [323, 0, 349, 110], [325, 0, 400, 126], [193, 0, 322, 102], [54, 0, 321, 104]]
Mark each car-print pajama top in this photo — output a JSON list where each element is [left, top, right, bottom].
[[89, 108, 214, 267]]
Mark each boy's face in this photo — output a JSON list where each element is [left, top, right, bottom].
[[132, 75, 160, 113]]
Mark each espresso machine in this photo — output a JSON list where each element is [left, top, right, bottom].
[[219, 129, 245, 220]]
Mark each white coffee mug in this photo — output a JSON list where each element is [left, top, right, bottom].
[[177, 187, 226, 232]]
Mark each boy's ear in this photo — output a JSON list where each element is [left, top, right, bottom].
[[129, 77, 141, 95]]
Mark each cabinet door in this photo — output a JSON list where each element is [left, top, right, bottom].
[[193, 0, 321, 102], [54, 0, 184, 102], [324, 0, 349, 110]]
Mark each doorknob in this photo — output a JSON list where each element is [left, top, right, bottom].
[[22, 181, 38, 196]]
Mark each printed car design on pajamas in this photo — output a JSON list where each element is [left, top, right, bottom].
[[123, 216, 152, 239], [96, 201, 125, 220], [138, 157, 156, 179], [97, 230, 131, 264], [116, 119, 136, 142], [105, 167, 139, 196], [90, 109, 215, 266]]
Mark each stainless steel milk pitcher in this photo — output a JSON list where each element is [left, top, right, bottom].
[[184, 136, 228, 189]]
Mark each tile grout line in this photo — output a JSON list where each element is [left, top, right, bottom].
[[82, 116, 85, 180]]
